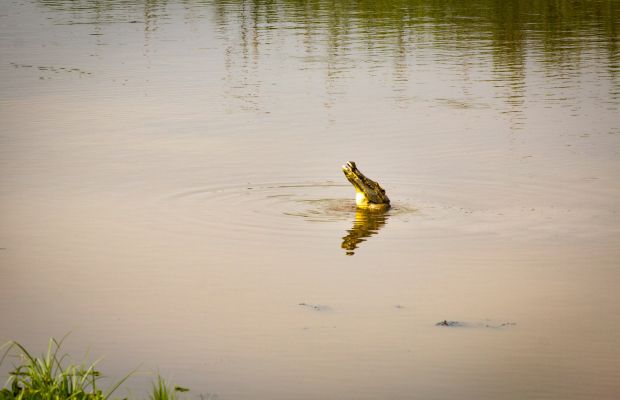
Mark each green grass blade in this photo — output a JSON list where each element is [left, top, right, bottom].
[[103, 365, 140, 400]]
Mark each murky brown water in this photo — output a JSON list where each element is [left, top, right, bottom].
[[1, 1, 620, 399]]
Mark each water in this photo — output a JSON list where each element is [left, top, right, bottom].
[[1, 1, 619, 399]]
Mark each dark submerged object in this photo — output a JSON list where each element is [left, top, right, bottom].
[[436, 320, 517, 328], [436, 320, 462, 327]]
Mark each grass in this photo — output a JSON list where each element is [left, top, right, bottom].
[[0, 336, 188, 400], [150, 376, 188, 400]]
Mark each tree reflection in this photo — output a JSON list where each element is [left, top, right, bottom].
[[205, 0, 620, 112], [37, 0, 620, 108]]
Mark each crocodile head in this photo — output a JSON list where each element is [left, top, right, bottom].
[[342, 161, 390, 209]]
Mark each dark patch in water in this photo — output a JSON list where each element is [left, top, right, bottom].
[[436, 320, 463, 327], [436, 320, 516, 328], [298, 302, 331, 312]]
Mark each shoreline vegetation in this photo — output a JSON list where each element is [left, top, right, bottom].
[[0, 337, 189, 400]]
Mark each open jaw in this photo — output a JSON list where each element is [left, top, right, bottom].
[[342, 162, 365, 193], [341, 161, 390, 208]]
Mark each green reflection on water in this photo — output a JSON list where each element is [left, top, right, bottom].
[[36, 0, 620, 59], [36, 0, 620, 113], [36, 2, 619, 71]]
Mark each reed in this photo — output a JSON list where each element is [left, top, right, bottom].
[[150, 376, 189, 400], [0, 337, 186, 400]]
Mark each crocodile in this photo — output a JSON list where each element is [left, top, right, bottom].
[[342, 161, 390, 209]]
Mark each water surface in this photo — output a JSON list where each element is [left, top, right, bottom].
[[1, 1, 619, 399]]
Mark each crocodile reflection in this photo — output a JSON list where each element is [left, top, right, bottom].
[[341, 208, 389, 256]]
